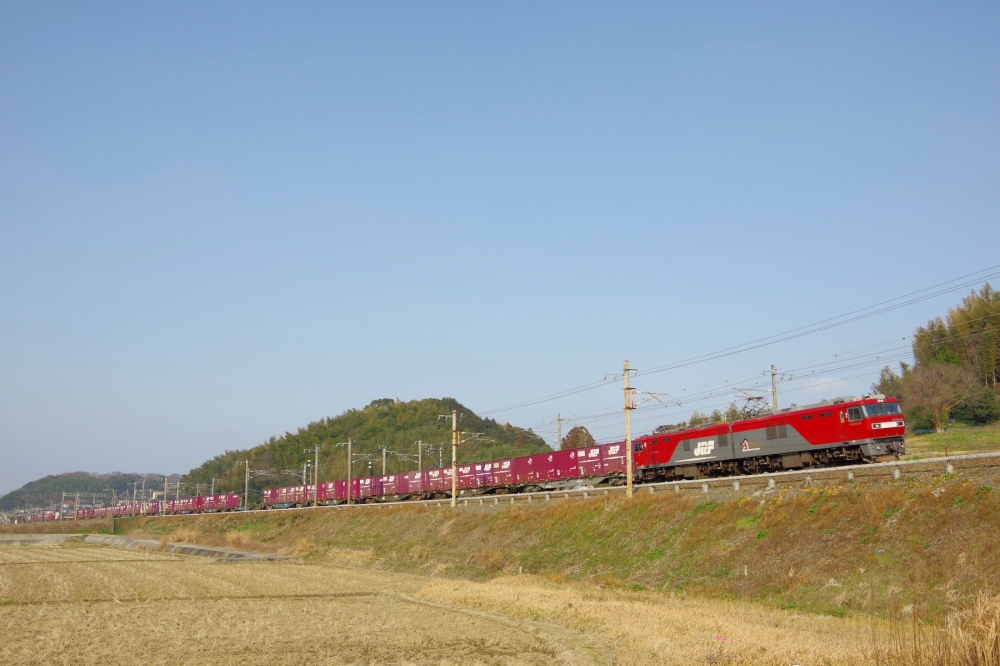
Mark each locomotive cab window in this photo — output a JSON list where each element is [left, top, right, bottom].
[[634, 442, 643, 453], [863, 403, 902, 417], [847, 407, 863, 421]]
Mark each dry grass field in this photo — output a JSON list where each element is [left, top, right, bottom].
[[419, 575, 875, 666], [420, 577, 1000, 666], [4, 541, 1000, 665], [0, 541, 605, 666]]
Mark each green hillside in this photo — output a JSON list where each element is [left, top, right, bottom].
[[182, 397, 552, 495], [0, 472, 169, 511]]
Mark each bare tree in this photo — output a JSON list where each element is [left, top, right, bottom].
[[901, 363, 978, 432]]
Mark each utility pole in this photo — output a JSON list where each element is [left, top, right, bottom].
[[417, 440, 422, 472], [557, 413, 563, 450], [336, 439, 354, 505], [238, 461, 249, 511], [624, 360, 636, 499], [303, 444, 321, 507], [435, 412, 465, 507], [382, 447, 387, 476], [771, 364, 779, 415], [60, 492, 65, 521], [75, 492, 80, 521], [210, 478, 220, 496], [451, 410, 458, 508], [105, 489, 116, 533]]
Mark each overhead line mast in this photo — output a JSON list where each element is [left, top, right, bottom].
[[624, 361, 635, 499], [451, 410, 458, 508], [772, 364, 779, 415]]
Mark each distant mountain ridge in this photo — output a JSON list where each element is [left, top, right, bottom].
[[0, 472, 173, 511], [181, 397, 552, 495]]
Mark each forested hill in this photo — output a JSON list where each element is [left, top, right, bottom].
[[0, 472, 171, 511], [182, 398, 553, 494]]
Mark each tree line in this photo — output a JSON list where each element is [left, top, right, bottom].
[[874, 284, 1000, 431]]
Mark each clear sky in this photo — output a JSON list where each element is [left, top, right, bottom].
[[1, 2, 998, 497]]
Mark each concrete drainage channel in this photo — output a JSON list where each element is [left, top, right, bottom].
[[0, 533, 289, 562]]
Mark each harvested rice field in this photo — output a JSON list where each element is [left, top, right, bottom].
[[0, 542, 605, 666], [4, 539, 963, 666]]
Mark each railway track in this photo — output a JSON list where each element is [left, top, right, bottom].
[[138, 450, 1000, 519]]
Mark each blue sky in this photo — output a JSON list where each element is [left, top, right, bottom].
[[1, 2, 998, 497]]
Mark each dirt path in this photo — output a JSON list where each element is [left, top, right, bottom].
[[0, 543, 608, 666]]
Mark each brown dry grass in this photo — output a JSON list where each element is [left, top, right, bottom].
[[870, 591, 1000, 665], [418, 574, 873, 666], [419, 576, 1000, 666], [0, 542, 603, 666]]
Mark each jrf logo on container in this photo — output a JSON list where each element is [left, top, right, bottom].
[[693, 440, 715, 456]]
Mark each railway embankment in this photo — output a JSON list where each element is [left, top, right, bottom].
[[107, 458, 1000, 620]]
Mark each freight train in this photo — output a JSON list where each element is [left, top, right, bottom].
[[72, 394, 904, 518]]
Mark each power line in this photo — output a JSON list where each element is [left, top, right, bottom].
[[636, 266, 1000, 378], [481, 264, 999, 416]]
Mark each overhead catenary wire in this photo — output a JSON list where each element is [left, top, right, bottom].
[[525, 336, 916, 434], [481, 265, 1000, 417]]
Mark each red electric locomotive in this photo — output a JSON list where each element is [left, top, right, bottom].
[[632, 394, 905, 481]]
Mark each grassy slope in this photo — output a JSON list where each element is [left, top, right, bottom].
[[120, 464, 1000, 621]]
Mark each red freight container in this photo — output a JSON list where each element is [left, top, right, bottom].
[[357, 476, 382, 500], [492, 458, 514, 487], [557, 449, 581, 480], [261, 488, 279, 507], [317, 482, 337, 503], [456, 464, 478, 491], [404, 470, 425, 495], [203, 493, 241, 511], [168, 497, 198, 513], [578, 446, 603, 477], [426, 468, 448, 494], [600, 442, 626, 475], [380, 474, 398, 496], [474, 462, 495, 487], [512, 455, 533, 484], [275, 485, 309, 505], [516, 453, 556, 483]]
